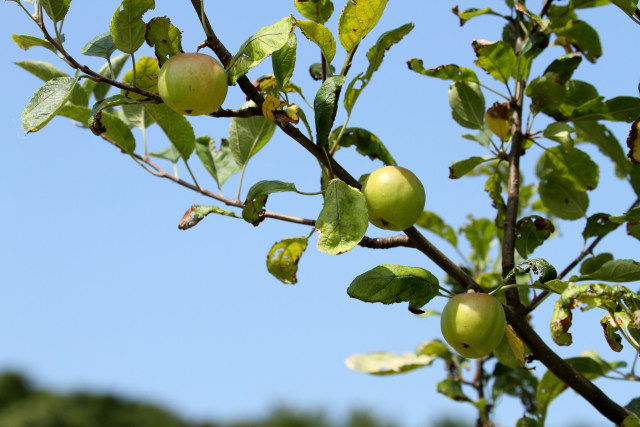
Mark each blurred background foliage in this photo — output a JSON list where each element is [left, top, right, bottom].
[[0, 372, 472, 427]]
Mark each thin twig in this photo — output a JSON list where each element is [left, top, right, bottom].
[[501, 9, 528, 312]]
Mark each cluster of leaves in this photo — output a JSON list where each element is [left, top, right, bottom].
[[7, 0, 640, 425]]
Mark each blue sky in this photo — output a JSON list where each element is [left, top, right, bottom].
[[1, 1, 638, 426]]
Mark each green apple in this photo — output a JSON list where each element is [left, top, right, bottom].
[[361, 166, 425, 231], [440, 291, 506, 359], [158, 52, 228, 116]]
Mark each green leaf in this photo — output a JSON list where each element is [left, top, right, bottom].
[[515, 216, 555, 259], [554, 20, 601, 63], [574, 120, 631, 177], [242, 194, 267, 225], [178, 205, 238, 230], [266, 237, 309, 284], [41, 0, 70, 22], [632, 165, 640, 196], [22, 73, 80, 133], [195, 137, 240, 189], [543, 122, 574, 148], [338, 0, 388, 53], [582, 213, 617, 239], [344, 23, 413, 113], [145, 17, 183, 66], [437, 378, 472, 402], [228, 114, 277, 167], [627, 397, 640, 417], [449, 156, 492, 179], [461, 217, 497, 270], [407, 60, 479, 83], [87, 94, 132, 135], [492, 364, 539, 415], [415, 211, 457, 247], [545, 53, 582, 85], [294, 0, 334, 24], [110, 0, 155, 54], [87, 99, 137, 154], [348, 264, 439, 312], [591, 96, 640, 122], [314, 75, 346, 148], [144, 104, 195, 160], [538, 174, 588, 220], [297, 20, 334, 64], [315, 179, 368, 255], [242, 180, 306, 224], [345, 351, 436, 375], [12, 34, 56, 53], [122, 104, 155, 129], [15, 60, 88, 106], [245, 180, 301, 201], [329, 126, 396, 165], [472, 40, 516, 84], [609, 0, 640, 20], [272, 34, 297, 90], [538, 146, 599, 191], [536, 352, 619, 421], [580, 253, 614, 275], [462, 128, 492, 148], [227, 16, 297, 85], [415, 340, 453, 361], [149, 146, 180, 163], [449, 81, 485, 130], [57, 104, 90, 123], [611, 207, 640, 223], [577, 259, 640, 282], [81, 32, 117, 59], [96, 115, 136, 154]]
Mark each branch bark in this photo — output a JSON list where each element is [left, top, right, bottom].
[[501, 13, 527, 312]]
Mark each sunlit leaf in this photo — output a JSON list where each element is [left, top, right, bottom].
[[345, 351, 436, 375], [294, 0, 334, 24], [110, 0, 155, 54], [316, 179, 368, 255], [22, 72, 80, 133], [338, 0, 388, 53], [145, 17, 183, 66], [144, 104, 195, 160], [266, 237, 309, 284], [227, 16, 296, 85]]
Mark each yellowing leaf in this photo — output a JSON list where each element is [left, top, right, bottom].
[[266, 237, 308, 284], [338, 0, 388, 53]]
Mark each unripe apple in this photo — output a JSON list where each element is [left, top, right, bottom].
[[158, 52, 228, 116], [361, 166, 425, 231], [440, 291, 506, 359]]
